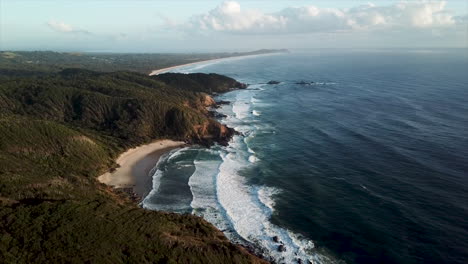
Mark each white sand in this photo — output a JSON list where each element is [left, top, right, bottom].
[[149, 58, 225, 76], [98, 140, 185, 189], [148, 53, 277, 76]]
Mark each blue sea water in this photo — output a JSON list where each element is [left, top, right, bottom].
[[142, 50, 468, 264]]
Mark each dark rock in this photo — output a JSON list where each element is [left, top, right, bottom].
[[278, 245, 286, 252], [296, 258, 303, 264], [207, 111, 216, 117], [216, 100, 230, 105], [272, 236, 279, 243], [187, 121, 235, 147], [236, 82, 248, 89], [296, 81, 314, 85], [215, 113, 227, 118], [267, 80, 281, 85], [207, 111, 227, 119], [212, 100, 231, 109]]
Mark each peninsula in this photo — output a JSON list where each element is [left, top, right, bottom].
[[0, 52, 268, 263]]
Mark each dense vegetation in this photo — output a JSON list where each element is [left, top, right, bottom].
[[0, 68, 265, 263], [0, 49, 287, 77], [1, 69, 242, 146], [153, 73, 247, 93]]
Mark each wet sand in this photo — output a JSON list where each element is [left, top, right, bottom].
[[98, 140, 186, 199]]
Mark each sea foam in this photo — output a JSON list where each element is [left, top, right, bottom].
[[208, 90, 328, 263], [141, 148, 193, 212], [215, 136, 325, 263], [140, 149, 176, 209], [147, 64, 332, 262]]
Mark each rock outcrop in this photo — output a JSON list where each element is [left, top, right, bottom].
[[190, 120, 235, 146]]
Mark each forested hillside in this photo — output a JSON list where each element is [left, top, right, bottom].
[[0, 69, 264, 263]]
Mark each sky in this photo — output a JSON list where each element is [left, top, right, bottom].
[[1, 0, 467, 52]]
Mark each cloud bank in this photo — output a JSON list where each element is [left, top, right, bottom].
[[47, 20, 91, 34], [182, 1, 463, 35]]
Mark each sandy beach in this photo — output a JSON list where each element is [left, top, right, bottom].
[[149, 58, 225, 76], [98, 140, 185, 199], [148, 52, 278, 76]]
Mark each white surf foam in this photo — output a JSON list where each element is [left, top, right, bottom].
[[257, 186, 279, 212], [187, 150, 238, 236], [207, 88, 335, 263], [248, 155, 259, 163], [167, 147, 190, 162], [158, 72, 336, 263], [141, 148, 194, 212], [140, 149, 176, 208], [232, 100, 250, 120], [251, 97, 261, 104], [189, 152, 220, 210], [213, 135, 328, 263], [252, 110, 261, 116]]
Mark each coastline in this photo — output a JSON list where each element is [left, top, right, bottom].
[[148, 52, 282, 76], [100, 65, 271, 261], [97, 139, 268, 262], [149, 58, 227, 76], [98, 140, 186, 199]]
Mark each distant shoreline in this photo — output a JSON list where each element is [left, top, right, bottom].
[[149, 57, 227, 76], [149, 51, 285, 76], [98, 140, 186, 199]]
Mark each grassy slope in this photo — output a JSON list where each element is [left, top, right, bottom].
[[0, 70, 264, 263]]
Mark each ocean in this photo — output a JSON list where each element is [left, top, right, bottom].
[[142, 49, 468, 264]]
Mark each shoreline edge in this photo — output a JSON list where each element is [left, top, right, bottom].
[[97, 140, 186, 200]]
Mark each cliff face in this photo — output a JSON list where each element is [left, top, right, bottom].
[[202, 94, 217, 107], [190, 120, 235, 146], [183, 93, 237, 146]]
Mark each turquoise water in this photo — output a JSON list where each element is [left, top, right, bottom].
[[142, 50, 468, 264]]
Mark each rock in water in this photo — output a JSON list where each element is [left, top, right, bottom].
[[267, 80, 280, 84], [216, 100, 231, 105], [295, 81, 314, 85], [278, 245, 286, 252]]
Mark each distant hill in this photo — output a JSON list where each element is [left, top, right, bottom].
[[0, 69, 265, 263]]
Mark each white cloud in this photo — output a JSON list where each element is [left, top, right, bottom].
[[47, 20, 91, 34], [48, 20, 73, 32], [181, 1, 462, 35]]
